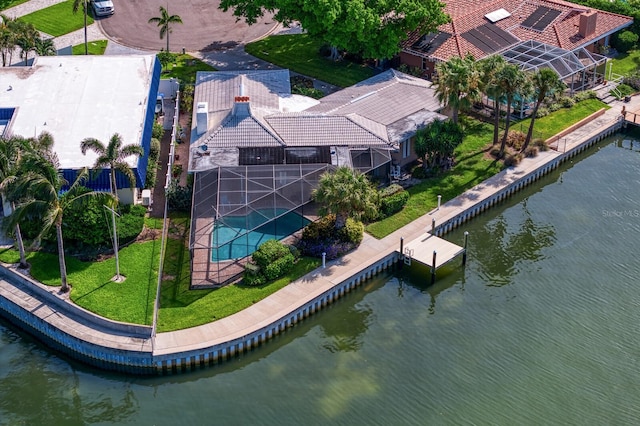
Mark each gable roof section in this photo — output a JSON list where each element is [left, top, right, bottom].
[[307, 69, 441, 126], [403, 0, 633, 62], [266, 113, 391, 147]]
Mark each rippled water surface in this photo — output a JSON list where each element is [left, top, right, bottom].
[[2, 133, 640, 425]]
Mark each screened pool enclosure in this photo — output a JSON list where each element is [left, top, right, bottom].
[[190, 164, 329, 286]]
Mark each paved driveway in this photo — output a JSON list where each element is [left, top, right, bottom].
[[98, 0, 277, 52]]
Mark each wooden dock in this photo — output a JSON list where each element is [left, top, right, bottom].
[[623, 105, 640, 127], [400, 233, 466, 272]]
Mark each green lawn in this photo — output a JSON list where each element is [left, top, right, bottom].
[[245, 34, 377, 88], [0, 239, 160, 325], [72, 40, 108, 55], [366, 98, 608, 238], [0, 0, 28, 11], [610, 50, 640, 76], [516, 98, 609, 141], [161, 54, 216, 83], [19, 1, 93, 37], [156, 215, 321, 332]]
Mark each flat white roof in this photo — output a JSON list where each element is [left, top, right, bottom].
[[0, 55, 156, 169]]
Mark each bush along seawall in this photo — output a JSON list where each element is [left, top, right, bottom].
[[0, 107, 627, 375]]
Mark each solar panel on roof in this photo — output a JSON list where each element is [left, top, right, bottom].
[[411, 32, 451, 54], [521, 6, 562, 31], [461, 23, 518, 54]]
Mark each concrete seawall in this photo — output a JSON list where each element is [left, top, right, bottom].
[[0, 112, 626, 374]]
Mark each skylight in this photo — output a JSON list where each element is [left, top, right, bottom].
[[485, 8, 511, 23]]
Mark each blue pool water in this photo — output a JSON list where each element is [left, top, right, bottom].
[[211, 209, 310, 261]]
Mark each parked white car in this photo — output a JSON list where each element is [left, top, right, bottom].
[[91, 0, 114, 17]]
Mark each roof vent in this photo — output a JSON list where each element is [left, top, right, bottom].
[[196, 102, 208, 135], [485, 8, 511, 23]]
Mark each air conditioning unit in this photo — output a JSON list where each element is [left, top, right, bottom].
[[141, 189, 152, 207]]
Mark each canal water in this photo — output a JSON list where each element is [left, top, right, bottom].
[[2, 132, 640, 425]]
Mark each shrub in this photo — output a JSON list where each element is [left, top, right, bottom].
[[535, 107, 550, 118], [614, 83, 635, 99], [252, 239, 291, 269], [396, 64, 423, 77], [245, 239, 295, 284], [263, 253, 295, 280], [157, 52, 177, 71], [338, 217, 364, 244], [504, 153, 523, 167], [573, 90, 597, 102], [167, 181, 192, 212], [180, 83, 194, 115], [506, 130, 526, 151], [301, 214, 336, 241], [152, 122, 164, 140], [380, 190, 409, 218], [410, 165, 426, 179], [297, 215, 362, 260], [523, 146, 538, 158], [548, 103, 562, 112], [380, 183, 404, 198], [534, 139, 549, 151], [117, 211, 145, 245], [559, 96, 575, 108], [292, 86, 324, 99], [616, 30, 639, 53], [145, 138, 161, 189], [243, 263, 265, 286], [623, 72, 640, 91]]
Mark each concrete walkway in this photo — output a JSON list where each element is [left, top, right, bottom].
[[0, 94, 633, 367]]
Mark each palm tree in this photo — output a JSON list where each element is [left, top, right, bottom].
[[496, 64, 530, 157], [80, 133, 144, 197], [479, 55, 507, 146], [148, 6, 183, 53], [0, 136, 30, 269], [522, 68, 565, 151], [434, 54, 481, 124], [0, 14, 17, 67], [11, 20, 38, 65], [312, 166, 378, 230], [5, 156, 115, 292], [34, 36, 57, 57], [72, 0, 89, 55]]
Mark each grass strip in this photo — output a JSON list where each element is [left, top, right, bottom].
[[366, 99, 607, 238], [72, 39, 108, 55], [160, 54, 216, 83]]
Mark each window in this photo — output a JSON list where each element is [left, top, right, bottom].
[[421, 57, 428, 70], [402, 138, 411, 159]]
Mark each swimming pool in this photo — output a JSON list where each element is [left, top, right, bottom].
[[211, 209, 310, 261]]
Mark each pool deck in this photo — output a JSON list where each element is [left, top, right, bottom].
[[0, 96, 635, 373]]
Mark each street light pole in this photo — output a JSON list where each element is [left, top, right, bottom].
[[107, 169, 122, 282]]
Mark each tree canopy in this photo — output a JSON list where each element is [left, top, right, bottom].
[[219, 0, 449, 59]]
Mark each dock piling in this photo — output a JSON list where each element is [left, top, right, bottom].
[[399, 238, 404, 269], [431, 251, 437, 284], [431, 218, 436, 235], [462, 231, 469, 266], [437, 195, 441, 210]]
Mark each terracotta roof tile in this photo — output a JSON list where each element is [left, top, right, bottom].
[[402, 0, 633, 61]]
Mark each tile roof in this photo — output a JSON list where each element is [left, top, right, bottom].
[[266, 113, 392, 147], [403, 0, 633, 62], [190, 69, 445, 171]]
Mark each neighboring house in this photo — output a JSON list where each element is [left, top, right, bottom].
[[188, 69, 446, 286], [0, 55, 161, 204], [401, 0, 633, 90]]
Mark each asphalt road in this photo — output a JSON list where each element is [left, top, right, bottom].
[[98, 0, 277, 52]]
